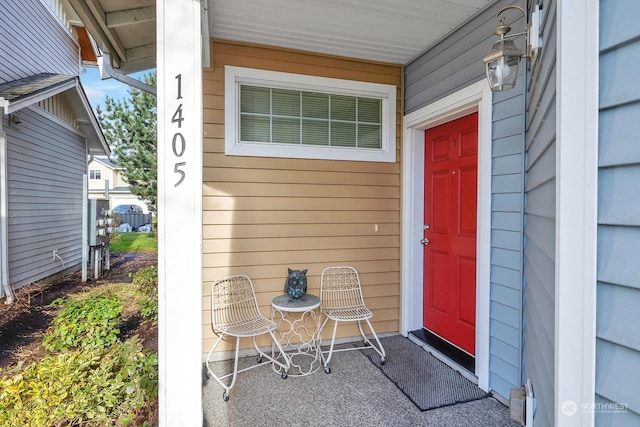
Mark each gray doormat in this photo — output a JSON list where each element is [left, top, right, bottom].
[[360, 335, 490, 411]]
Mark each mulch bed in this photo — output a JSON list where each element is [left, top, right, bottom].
[[0, 252, 158, 369]]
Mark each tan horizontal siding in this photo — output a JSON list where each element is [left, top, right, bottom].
[[204, 152, 400, 174], [203, 210, 400, 225], [202, 40, 402, 354], [204, 182, 399, 199], [203, 223, 400, 239]]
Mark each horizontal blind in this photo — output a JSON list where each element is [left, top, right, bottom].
[[239, 85, 382, 149]]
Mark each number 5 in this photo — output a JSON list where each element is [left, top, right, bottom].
[[174, 162, 186, 187]]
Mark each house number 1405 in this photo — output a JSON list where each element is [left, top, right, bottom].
[[172, 74, 186, 187]]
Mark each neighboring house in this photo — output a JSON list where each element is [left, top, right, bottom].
[[88, 156, 150, 214], [71, 0, 638, 426], [0, 0, 108, 301]]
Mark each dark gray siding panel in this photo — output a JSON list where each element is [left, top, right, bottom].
[[405, 0, 526, 400], [596, 0, 640, 423], [405, 0, 525, 113], [5, 108, 86, 288], [0, 0, 78, 82], [522, 0, 557, 425]]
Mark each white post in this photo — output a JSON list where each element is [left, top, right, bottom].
[[555, 0, 598, 425], [157, 0, 203, 425]]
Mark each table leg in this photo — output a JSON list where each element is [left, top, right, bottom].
[[271, 307, 321, 376]]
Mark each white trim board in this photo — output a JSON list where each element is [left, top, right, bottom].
[[554, 0, 599, 425], [224, 66, 397, 163], [401, 80, 492, 392]]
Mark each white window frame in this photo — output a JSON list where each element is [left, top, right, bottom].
[[89, 169, 101, 180], [225, 66, 396, 162]]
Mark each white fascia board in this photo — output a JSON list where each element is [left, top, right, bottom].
[[72, 80, 111, 156], [2, 79, 76, 114]]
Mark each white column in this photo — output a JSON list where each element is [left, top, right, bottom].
[[555, 0, 599, 425], [157, 0, 203, 425]]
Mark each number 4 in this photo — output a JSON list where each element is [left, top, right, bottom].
[[172, 104, 184, 128]]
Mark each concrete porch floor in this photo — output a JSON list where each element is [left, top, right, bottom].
[[202, 334, 521, 426]]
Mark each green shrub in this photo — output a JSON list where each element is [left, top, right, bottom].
[[43, 295, 122, 351], [133, 266, 158, 324], [0, 337, 158, 427]]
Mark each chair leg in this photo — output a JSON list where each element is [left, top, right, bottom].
[[356, 320, 370, 346], [364, 318, 386, 364], [249, 331, 291, 377], [320, 318, 339, 374], [205, 333, 224, 380], [267, 330, 291, 376], [205, 335, 241, 401]]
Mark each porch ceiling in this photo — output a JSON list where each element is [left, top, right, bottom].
[[210, 0, 495, 64], [69, 0, 496, 75], [67, 0, 156, 74]]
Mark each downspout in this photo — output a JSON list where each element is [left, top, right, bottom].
[[82, 173, 88, 282], [0, 112, 14, 303], [98, 53, 157, 96]]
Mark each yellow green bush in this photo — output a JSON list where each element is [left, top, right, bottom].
[[0, 337, 157, 427]]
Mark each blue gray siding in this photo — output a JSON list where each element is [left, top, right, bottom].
[[522, 0, 556, 426], [489, 78, 525, 398], [0, 0, 78, 83], [405, 0, 525, 400], [595, 0, 640, 424], [4, 108, 86, 288], [0, 1, 95, 293]]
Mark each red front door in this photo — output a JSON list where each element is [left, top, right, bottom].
[[423, 113, 478, 355]]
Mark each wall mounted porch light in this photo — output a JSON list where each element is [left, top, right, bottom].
[[483, 5, 542, 91]]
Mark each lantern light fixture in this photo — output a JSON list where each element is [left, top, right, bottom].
[[483, 5, 542, 92]]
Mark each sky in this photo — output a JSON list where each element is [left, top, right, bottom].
[[80, 66, 151, 113]]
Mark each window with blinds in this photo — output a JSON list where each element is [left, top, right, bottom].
[[225, 66, 396, 163], [239, 86, 382, 149]]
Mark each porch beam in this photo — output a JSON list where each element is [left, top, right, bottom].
[[106, 6, 156, 28]]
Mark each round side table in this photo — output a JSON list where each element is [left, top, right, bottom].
[[271, 294, 321, 376]]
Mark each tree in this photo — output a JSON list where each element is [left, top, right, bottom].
[[97, 73, 157, 212]]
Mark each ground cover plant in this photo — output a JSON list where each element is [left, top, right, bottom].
[[109, 232, 157, 254], [0, 238, 158, 426]]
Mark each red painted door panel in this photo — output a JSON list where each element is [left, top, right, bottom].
[[423, 113, 478, 355]]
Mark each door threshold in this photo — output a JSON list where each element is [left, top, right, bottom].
[[409, 328, 475, 373]]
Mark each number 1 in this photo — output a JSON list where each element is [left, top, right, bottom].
[[175, 74, 182, 99]]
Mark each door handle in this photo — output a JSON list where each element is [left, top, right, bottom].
[[420, 237, 430, 246]]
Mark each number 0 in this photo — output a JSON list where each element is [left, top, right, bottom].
[[172, 133, 186, 157]]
